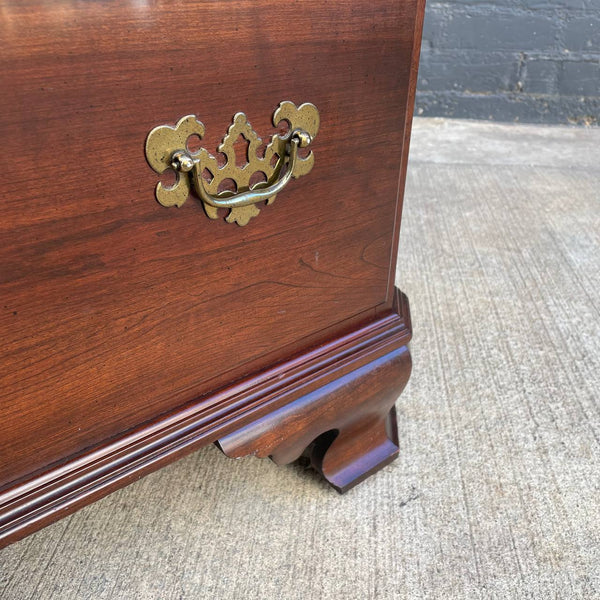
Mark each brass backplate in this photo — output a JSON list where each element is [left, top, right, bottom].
[[145, 102, 319, 226]]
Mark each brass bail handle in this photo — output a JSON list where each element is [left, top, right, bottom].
[[145, 102, 320, 226], [170, 128, 312, 209]]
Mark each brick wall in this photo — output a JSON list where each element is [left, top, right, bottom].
[[416, 0, 600, 124]]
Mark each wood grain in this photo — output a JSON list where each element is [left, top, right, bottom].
[[0, 0, 418, 486], [0, 0, 423, 544], [0, 291, 411, 547]]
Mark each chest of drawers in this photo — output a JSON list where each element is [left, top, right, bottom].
[[0, 0, 424, 546]]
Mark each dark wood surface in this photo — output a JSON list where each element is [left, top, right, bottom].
[[0, 290, 411, 546], [218, 344, 412, 493], [0, 0, 424, 546]]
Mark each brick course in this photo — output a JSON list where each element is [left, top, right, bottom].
[[416, 0, 600, 124]]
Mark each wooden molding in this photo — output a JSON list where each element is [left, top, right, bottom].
[[0, 290, 411, 547]]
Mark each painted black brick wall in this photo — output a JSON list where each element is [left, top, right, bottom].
[[416, 0, 600, 124]]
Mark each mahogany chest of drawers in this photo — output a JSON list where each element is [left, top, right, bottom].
[[0, 0, 425, 546]]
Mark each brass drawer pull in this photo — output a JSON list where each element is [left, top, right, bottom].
[[145, 101, 319, 226]]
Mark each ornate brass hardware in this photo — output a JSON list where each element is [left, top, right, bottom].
[[145, 102, 319, 226]]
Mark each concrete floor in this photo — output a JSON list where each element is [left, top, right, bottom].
[[1, 118, 599, 599]]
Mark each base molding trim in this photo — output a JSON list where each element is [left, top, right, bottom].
[[0, 290, 411, 547]]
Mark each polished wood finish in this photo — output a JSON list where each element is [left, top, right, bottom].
[[0, 0, 425, 546], [218, 345, 411, 493], [0, 291, 411, 546]]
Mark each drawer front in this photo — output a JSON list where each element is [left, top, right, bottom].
[[0, 0, 419, 486]]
